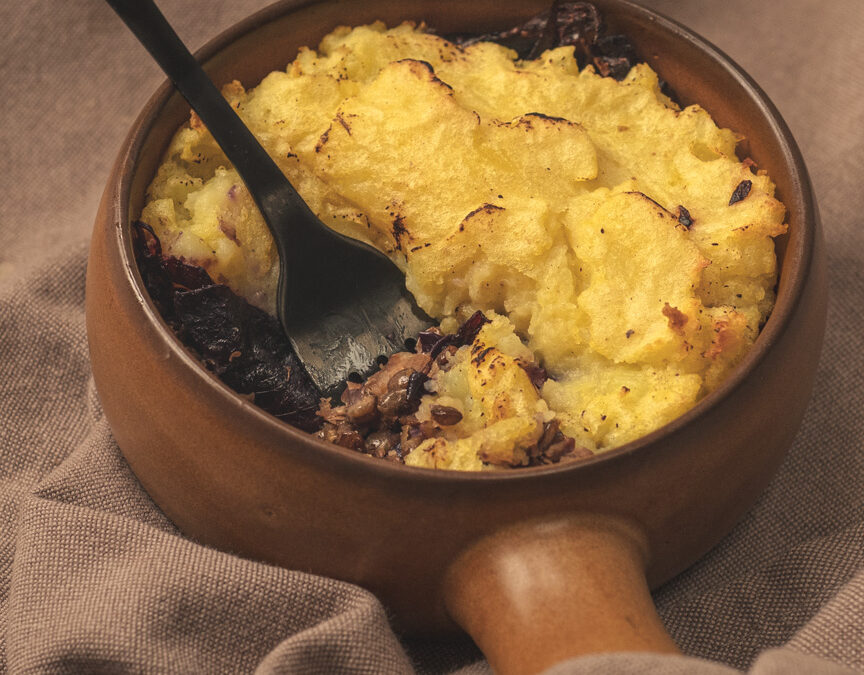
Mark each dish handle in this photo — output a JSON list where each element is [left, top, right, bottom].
[[443, 514, 678, 674]]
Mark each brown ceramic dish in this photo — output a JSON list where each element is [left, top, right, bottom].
[[86, 1, 826, 672]]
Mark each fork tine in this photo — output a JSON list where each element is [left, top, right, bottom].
[[287, 279, 431, 400]]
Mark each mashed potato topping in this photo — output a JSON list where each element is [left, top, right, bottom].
[[141, 22, 786, 467]]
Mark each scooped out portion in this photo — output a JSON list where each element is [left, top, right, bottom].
[[139, 20, 786, 469], [318, 310, 594, 469]]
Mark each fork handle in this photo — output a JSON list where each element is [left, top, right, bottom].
[[104, 0, 319, 266]]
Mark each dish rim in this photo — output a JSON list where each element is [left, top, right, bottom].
[[110, 0, 816, 486]]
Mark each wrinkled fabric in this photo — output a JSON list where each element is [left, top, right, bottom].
[[1, 0, 862, 673]]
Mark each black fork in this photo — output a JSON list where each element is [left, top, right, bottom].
[[106, 0, 432, 399]]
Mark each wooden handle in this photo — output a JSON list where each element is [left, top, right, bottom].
[[443, 515, 679, 675]]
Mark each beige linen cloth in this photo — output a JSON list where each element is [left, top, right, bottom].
[[1, 0, 862, 672]]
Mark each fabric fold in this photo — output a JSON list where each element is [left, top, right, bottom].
[[7, 430, 414, 674]]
